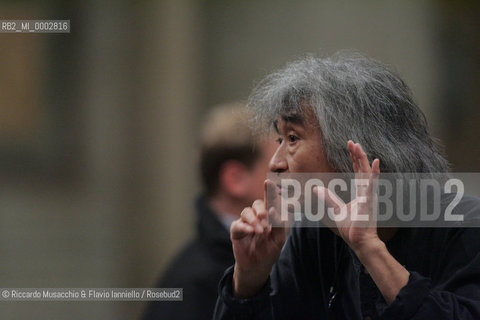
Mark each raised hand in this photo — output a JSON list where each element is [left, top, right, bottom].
[[315, 141, 381, 253], [231, 180, 289, 298]]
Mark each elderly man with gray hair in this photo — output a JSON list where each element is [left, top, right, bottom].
[[213, 53, 480, 319]]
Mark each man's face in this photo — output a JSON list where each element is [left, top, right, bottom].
[[270, 110, 333, 174]]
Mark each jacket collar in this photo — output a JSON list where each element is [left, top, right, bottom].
[[195, 196, 232, 247]]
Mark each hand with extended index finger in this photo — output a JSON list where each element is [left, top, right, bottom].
[[230, 179, 288, 298], [314, 140, 380, 253]]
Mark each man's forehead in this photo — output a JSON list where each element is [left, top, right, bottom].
[[272, 107, 317, 132], [273, 116, 304, 133]]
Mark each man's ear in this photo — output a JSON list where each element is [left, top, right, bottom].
[[218, 160, 249, 199]]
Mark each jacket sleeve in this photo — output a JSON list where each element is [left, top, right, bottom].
[[212, 265, 274, 320], [381, 228, 480, 320]]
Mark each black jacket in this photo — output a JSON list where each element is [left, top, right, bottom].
[[213, 194, 480, 319], [143, 197, 234, 320]]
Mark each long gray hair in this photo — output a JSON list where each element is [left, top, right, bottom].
[[248, 52, 449, 173]]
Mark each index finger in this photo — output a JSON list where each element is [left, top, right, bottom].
[[252, 199, 268, 227], [264, 179, 279, 210]]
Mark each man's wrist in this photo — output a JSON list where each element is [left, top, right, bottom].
[[232, 264, 270, 299], [353, 237, 386, 263], [352, 237, 410, 304]]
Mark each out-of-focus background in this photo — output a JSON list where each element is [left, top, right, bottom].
[[0, 0, 479, 319]]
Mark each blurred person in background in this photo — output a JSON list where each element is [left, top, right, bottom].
[[142, 103, 276, 320]]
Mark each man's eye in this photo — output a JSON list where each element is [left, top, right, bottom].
[[276, 137, 283, 144], [288, 135, 298, 142]]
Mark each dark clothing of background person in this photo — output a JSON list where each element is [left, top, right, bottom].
[[143, 197, 234, 320], [213, 194, 480, 320]]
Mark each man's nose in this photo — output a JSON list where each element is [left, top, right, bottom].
[[269, 145, 287, 172]]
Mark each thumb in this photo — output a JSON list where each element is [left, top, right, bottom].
[[314, 186, 344, 210], [313, 185, 347, 231]]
